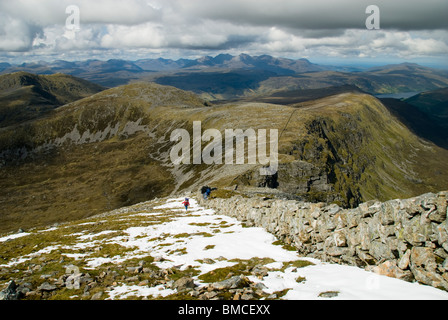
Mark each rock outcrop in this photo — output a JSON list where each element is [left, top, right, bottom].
[[201, 191, 448, 290]]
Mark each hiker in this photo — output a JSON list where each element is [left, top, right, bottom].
[[201, 186, 217, 200], [182, 198, 190, 212], [201, 186, 211, 200]]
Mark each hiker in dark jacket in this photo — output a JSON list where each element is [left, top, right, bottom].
[[201, 186, 217, 200], [201, 186, 211, 200]]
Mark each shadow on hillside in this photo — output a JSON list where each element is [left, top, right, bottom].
[[380, 98, 448, 150]]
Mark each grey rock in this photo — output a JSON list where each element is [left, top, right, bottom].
[[38, 282, 57, 292], [318, 291, 339, 298], [410, 247, 437, 271], [369, 241, 395, 261], [212, 275, 248, 290], [241, 293, 254, 300], [333, 230, 347, 247], [398, 249, 411, 270], [0, 281, 20, 300], [173, 277, 195, 292], [204, 291, 219, 299], [91, 291, 103, 300], [65, 273, 92, 290]]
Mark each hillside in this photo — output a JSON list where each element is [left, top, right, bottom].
[[0, 72, 105, 127], [0, 82, 210, 234], [405, 87, 448, 129], [256, 64, 448, 97], [2, 196, 447, 300], [1, 80, 448, 234], [380, 97, 448, 149]]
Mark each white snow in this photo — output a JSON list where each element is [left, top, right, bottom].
[[107, 284, 175, 300], [0, 232, 30, 243], [256, 263, 447, 300]]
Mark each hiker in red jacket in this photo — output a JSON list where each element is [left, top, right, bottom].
[[182, 198, 190, 212]]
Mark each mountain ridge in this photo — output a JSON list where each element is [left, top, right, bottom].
[[1, 78, 447, 234]]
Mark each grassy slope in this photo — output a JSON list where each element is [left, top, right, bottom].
[[296, 94, 448, 205], [0, 83, 206, 233], [256, 67, 448, 98]]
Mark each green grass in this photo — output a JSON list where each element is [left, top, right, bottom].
[[272, 240, 297, 252], [197, 258, 275, 283]]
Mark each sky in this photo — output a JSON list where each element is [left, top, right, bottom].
[[0, 0, 447, 67]]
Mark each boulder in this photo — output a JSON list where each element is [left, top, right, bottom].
[[410, 266, 448, 290], [370, 260, 413, 282], [0, 281, 20, 300], [333, 230, 347, 247], [38, 282, 57, 292], [410, 247, 437, 271], [212, 275, 249, 290], [369, 240, 395, 261], [402, 216, 432, 245], [173, 277, 195, 292], [397, 249, 411, 270]]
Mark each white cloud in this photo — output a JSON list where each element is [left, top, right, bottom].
[[0, 12, 41, 51], [0, 0, 446, 63], [100, 23, 166, 48]]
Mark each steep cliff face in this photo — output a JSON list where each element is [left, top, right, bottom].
[[233, 93, 448, 207]]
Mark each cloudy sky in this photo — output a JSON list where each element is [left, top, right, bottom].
[[0, 0, 447, 67]]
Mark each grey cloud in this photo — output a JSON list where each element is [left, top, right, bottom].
[[0, 0, 161, 26], [173, 0, 448, 31]]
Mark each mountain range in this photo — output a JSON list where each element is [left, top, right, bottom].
[[1, 54, 325, 76], [2, 54, 448, 100]]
